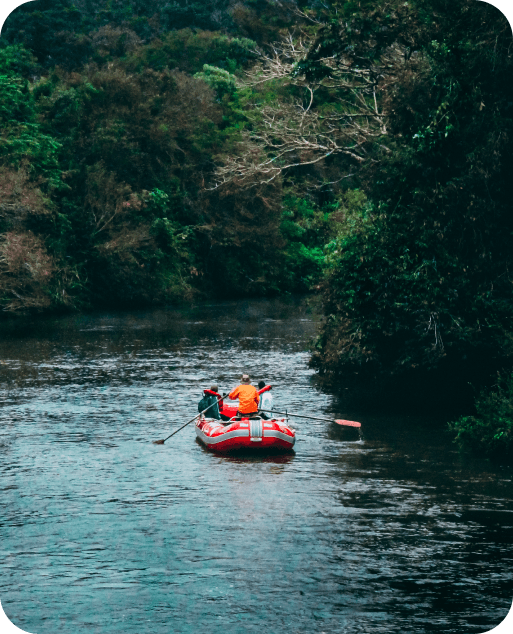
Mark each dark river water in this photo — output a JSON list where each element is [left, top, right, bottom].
[[1, 298, 512, 634]]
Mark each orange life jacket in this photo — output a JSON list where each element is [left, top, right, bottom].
[[229, 384, 259, 414]]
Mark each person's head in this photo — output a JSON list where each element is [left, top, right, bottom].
[[258, 380, 266, 390], [210, 384, 218, 392], [241, 374, 250, 384]]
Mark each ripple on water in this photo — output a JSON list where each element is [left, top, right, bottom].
[[0, 298, 512, 634]]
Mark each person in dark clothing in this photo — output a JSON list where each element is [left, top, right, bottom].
[[198, 384, 221, 420]]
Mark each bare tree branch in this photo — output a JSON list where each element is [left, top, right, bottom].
[[211, 31, 402, 189]]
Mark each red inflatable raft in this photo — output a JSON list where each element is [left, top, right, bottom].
[[195, 416, 295, 452]]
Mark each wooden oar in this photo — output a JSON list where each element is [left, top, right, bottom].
[[259, 409, 361, 428], [153, 393, 228, 444]]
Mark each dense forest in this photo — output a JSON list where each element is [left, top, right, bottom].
[[1, 0, 512, 458]]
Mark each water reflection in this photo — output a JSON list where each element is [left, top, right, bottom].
[[0, 298, 512, 634], [208, 448, 296, 466]]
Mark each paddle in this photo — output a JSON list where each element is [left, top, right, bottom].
[[259, 409, 361, 428], [153, 393, 228, 444]]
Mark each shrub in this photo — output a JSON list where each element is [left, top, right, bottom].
[[0, 230, 55, 311], [449, 373, 513, 461]]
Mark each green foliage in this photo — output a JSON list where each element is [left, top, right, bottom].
[[158, 0, 235, 33], [194, 64, 249, 133], [311, 0, 513, 398], [2, 0, 259, 70], [194, 65, 238, 101], [13, 47, 284, 307], [130, 30, 257, 75], [0, 44, 38, 77], [277, 191, 364, 292], [2, 0, 94, 70], [0, 67, 62, 188], [0, 1, 302, 313], [449, 373, 513, 461], [196, 181, 285, 297]]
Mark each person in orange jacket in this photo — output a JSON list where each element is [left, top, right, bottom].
[[229, 374, 259, 419]]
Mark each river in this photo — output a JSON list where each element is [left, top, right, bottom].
[[0, 298, 512, 634]]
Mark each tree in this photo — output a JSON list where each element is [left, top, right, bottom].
[[309, 0, 513, 406], [211, 1, 424, 187]]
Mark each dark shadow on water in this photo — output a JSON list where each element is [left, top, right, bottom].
[[326, 422, 363, 442], [217, 451, 296, 465]]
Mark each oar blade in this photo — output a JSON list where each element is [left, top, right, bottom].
[[335, 419, 361, 428], [153, 439, 165, 444]]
